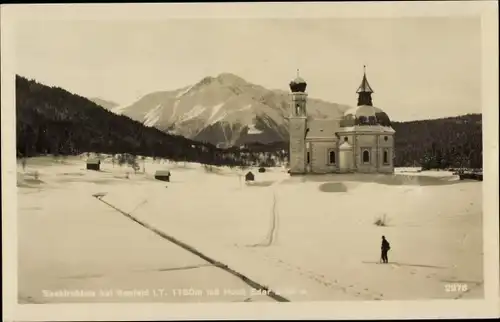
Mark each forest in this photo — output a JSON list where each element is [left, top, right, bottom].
[[391, 115, 482, 170], [15, 75, 482, 170], [16, 75, 224, 165]]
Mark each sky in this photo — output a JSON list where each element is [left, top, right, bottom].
[[14, 17, 482, 121]]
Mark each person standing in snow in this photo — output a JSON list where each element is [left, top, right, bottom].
[[381, 236, 391, 264]]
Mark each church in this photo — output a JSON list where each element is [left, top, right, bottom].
[[288, 68, 395, 174]]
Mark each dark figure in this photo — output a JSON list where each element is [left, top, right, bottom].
[[381, 236, 391, 263]]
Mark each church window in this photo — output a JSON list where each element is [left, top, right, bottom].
[[296, 104, 300, 115], [328, 150, 336, 164], [344, 137, 348, 142], [306, 152, 310, 164], [384, 136, 388, 142], [362, 150, 370, 163], [383, 150, 389, 164]]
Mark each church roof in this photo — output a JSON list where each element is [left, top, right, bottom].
[[339, 141, 353, 150], [342, 104, 392, 127], [345, 104, 380, 118], [356, 73, 374, 93], [291, 76, 306, 84], [338, 125, 395, 134], [306, 119, 340, 139], [289, 70, 307, 93]]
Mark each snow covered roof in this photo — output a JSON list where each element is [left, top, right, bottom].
[[343, 104, 392, 127], [338, 125, 395, 134], [339, 141, 353, 150], [344, 104, 380, 118], [291, 76, 306, 84], [86, 158, 100, 164], [155, 170, 171, 176], [306, 119, 340, 138]]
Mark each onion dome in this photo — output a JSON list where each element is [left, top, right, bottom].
[[289, 69, 307, 93]]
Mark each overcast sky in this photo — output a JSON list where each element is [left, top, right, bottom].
[[15, 17, 481, 121]]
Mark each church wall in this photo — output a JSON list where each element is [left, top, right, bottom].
[[354, 134, 378, 173], [338, 134, 354, 146], [309, 140, 338, 173], [377, 133, 395, 173]]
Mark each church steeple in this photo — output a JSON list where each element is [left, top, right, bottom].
[[289, 69, 307, 93], [356, 65, 374, 106]]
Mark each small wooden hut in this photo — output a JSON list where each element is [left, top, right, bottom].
[[155, 170, 171, 182], [245, 171, 255, 182], [86, 158, 101, 171]]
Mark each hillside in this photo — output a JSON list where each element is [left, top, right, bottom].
[[88, 97, 119, 111], [15, 75, 220, 163], [391, 114, 482, 169], [112, 73, 351, 147]]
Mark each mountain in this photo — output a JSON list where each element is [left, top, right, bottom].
[[15, 75, 222, 164], [112, 73, 351, 147], [88, 97, 119, 111]]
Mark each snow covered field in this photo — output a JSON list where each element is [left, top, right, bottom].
[[16, 156, 483, 303]]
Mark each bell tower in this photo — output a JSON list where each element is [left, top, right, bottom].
[[356, 65, 374, 106], [288, 70, 308, 175]]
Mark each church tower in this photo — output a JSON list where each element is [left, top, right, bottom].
[[288, 70, 308, 174], [356, 65, 374, 106]]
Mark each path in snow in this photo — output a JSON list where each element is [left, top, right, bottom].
[[17, 163, 279, 303], [248, 191, 279, 247], [94, 194, 289, 302]]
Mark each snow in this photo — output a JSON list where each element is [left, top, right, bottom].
[[247, 123, 263, 135], [110, 104, 128, 115], [339, 125, 395, 133], [17, 157, 483, 303], [208, 104, 254, 126], [239, 104, 253, 112], [339, 141, 352, 149], [143, 104, 162, 127], [177, 104, 206, 123], [175, 85, 194, 99], [209, 110, 229, 126], [171, 100, 180, 120], [208, 103, 226, 124]]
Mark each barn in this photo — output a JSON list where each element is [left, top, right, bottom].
[[155, 170, 171, 182], [245, 171, 255, 182], [86, 158, 101, 171]]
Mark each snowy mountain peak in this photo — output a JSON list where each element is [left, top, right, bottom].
[[215, 72, 248, 84], [112, 73, 352, 147]]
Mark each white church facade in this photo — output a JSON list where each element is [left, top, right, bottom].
[[288, 68, 396, 175]]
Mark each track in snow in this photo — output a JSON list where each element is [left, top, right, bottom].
[[92, 194, 289, 303], [249, 191, 279, 247]]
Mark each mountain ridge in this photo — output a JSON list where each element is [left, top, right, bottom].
[[111, 72, 351, 147], [88, 97, 119, 111]]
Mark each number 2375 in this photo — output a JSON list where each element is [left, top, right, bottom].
[[445, 283, 468, 292]]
